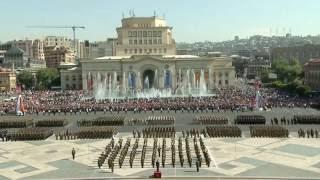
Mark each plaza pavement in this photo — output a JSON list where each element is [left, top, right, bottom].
[[0, 108, 320, 179]]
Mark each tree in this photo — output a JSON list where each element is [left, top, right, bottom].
[[36, 68, 60, 90], [17, 71, 33, 89], [260, 69, 270, 83], [296, 85, 311, 96], [272, 58, 302, 83]]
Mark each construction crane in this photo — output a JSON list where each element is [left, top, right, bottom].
[[26, 25, 85, 58]]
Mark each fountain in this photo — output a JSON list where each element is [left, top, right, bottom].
[[89, 68, 215, 100]]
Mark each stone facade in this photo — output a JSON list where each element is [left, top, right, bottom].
[[115, 16, 176, 56], [44, 46, 74, 68], [60, 66, 82, 90], [32, 39, 45, 60], [0, 68, 16, 91], [272, 44, 320, 65], [304, 59, 320, 91], [78, 55, 235, 91]]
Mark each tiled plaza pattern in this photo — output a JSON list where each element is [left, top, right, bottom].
[[0, 135, 320, 179], [0, 107, 320, 179]]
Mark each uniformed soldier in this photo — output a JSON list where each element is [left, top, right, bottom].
[[72, 148, 76, 160], [196, 160, 199, 172]]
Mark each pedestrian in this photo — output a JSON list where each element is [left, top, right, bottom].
[[72, 148, 76, 160]]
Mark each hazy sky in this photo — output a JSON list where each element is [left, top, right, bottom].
[[1, 0, 320, 43]]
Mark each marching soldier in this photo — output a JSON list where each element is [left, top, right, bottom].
[[196, 160, 199, 172]]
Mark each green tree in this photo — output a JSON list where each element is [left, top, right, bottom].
[[260, 69, 270, 83], [272, 58, 302, 83], [17, 70, 33, 89], [36, 68, 60, 90], [296, 85, 311, 96]]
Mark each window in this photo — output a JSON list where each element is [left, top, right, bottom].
[[129, 40, 132, 45], [225, 80, 229, 85], [72, 84, 76, 89], [153, 39, 157, 44], [66, 75, 69, 81], [164, 48, 167, 53], [158, 31, 162, 37], [153, 31, 157, 37], [134, 49, 137, 54], [139, 40, 142, 44], [139, 49, 142, 54], [219, 80, 222, 85], [144, 39, 147, 44], [143, 31, 147, 37], [149, 40, 152, 44], [149, 49, 152, 53], [66, 84, 70, 89], [128, 31, 132, 37], [134, 40, 137, 44], [72, 75, 76, 81], [124, 49, 128, 54], [225, 72, 229, 77], [148, 31, 152, 37], [158, 39, 162, 44], [132, 31, 137, 37]]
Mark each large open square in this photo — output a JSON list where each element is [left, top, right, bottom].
[[1, 108, 320, 179]]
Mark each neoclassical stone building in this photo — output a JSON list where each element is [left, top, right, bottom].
[[60, 15, 236, 92], [80, 54, 235, 92]]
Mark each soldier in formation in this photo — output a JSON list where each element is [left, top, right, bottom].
[[235, 115, 266, 125], [194, 115, 228, 125], [77, 116, 125, 127], [35, 119, 66, 127], [107, 138, 123, 170], [206, 126, 241, 137], [298, 128, 319, 138], [0, 119, 32, 128], [141, 138, 148, 168], [151, 138, 158, 168], [250, 126, 288, 138], [118, 138, 131, 168], [146, 116, 175, 125], [77, 127, 117, 139], [129, 138, 139, 168], [9, 127, 53, 141], [140, 127, 175, 138]]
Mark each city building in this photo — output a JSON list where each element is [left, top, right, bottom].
[[115, 16, 176, 56], [60, 66, 82, 90], [272, 44, 320, 64], [10, 40, 33, 57], [80, 38, 115, 59], [44, 46, 75, 68], [79, 54, 235, 92], [32, 39, 45, 60], [44, 36, 80, 57], [0, 50, 6, 65], [60, 15, 235, 91], [3, 47, 28, 68], [246, 58, 271, 79], [44, 36, 73, 48], [0, 67, 16, 91], [304, 59, 320, 91], [3, 46, 46, 70]]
